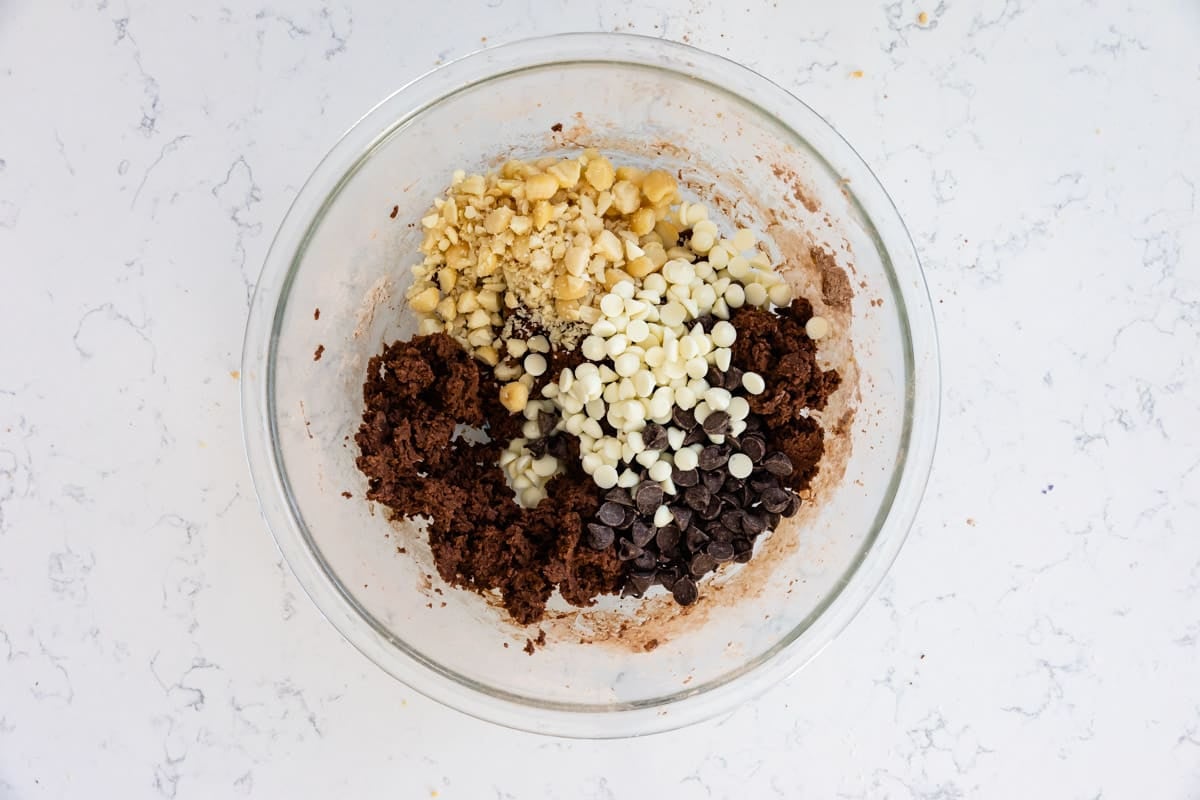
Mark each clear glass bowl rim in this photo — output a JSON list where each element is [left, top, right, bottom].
[[241, 32, 941, 738]]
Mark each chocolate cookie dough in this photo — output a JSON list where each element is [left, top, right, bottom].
[[731, 299, 840, 492], [356, 334, 623, 624]]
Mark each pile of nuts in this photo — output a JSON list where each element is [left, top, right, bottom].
[[407, 150, 684, 367]]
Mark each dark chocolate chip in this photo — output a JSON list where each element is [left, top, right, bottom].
[[657, 566, 681, 589], [672, 576, 699, 606], [763, 452, 794, 476], [617, 539, 644, 561], [597, 502, 626, 526], [656, 524, 681, 552], [707, 541, 736, 562], [689, 552, 718, 577], [709, 524, 734, 542], [767, 511, 782, 529], [617, 506, 638, 529], [749, 475, 777, 494], [672, 406, 697, 430], [762, 487, 791, 513], [604, 488, 634, 507], [720, 510, 744, 533], [742, 436, 766, 462], [723, 366, 743, 391], [784, 494, 802, 517], [635, 482, 664, 515], [700, 495, 723, 520], [744, 415, 763, 432], [733, 539, 754, 563], [707, 368, 725, 387], [547, 436, 570, 460], [537, 411, 558, 437], [685, 526, 710, 552], [586, 523, 615, 550], [684, 484, 710, 511], [671, 505, 693, 530], [724, 477, 745, 492], [683, 426, 708, 447], [626, 571, 655, 597], [702, 411, 731, 436], [631, 518, 656, 547], [642, 422, 669, 450], [525, 438, 548, 458], [632, 551, 657, 571], [703, 470, 726, 493], [672, 467, 700, 487], [742, 512, 768, 535]]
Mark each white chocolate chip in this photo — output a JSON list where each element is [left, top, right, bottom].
[[806, 315, 831, 340], [685, 357, 708, 380], [531, 456, 558, 477], [652, 503, 674, 527], [705, 387, 732, 412], [660, 302, 687, 327], [635, 449, 661, 469], [593, 319, 618, 338], [674, 447, 699, 471], [600, 294, 624, 317], [745, 282, 768, 307], [524, 353, 547, 377], [594, 464, 619, 489], [710, 320, 737, 348], [742, 371, 766, 395], [768, 282, 793, 308], [626, 318, 650, 343], [581, 335, 606, 361], [675, 386, 697, 409], [714, 347, 732, 372], [728, 453, 753, 479], [649, 460, 673, 483], [633, 370, 656, 397], [614, 352, 640, 377]]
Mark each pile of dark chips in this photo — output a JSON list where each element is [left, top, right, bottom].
[[583, 405, 802, 606]]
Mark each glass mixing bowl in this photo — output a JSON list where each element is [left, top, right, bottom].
[[241, 33, 939, 737]]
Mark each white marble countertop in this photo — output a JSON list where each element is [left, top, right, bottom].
[[3, 1, 1199, 797]]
